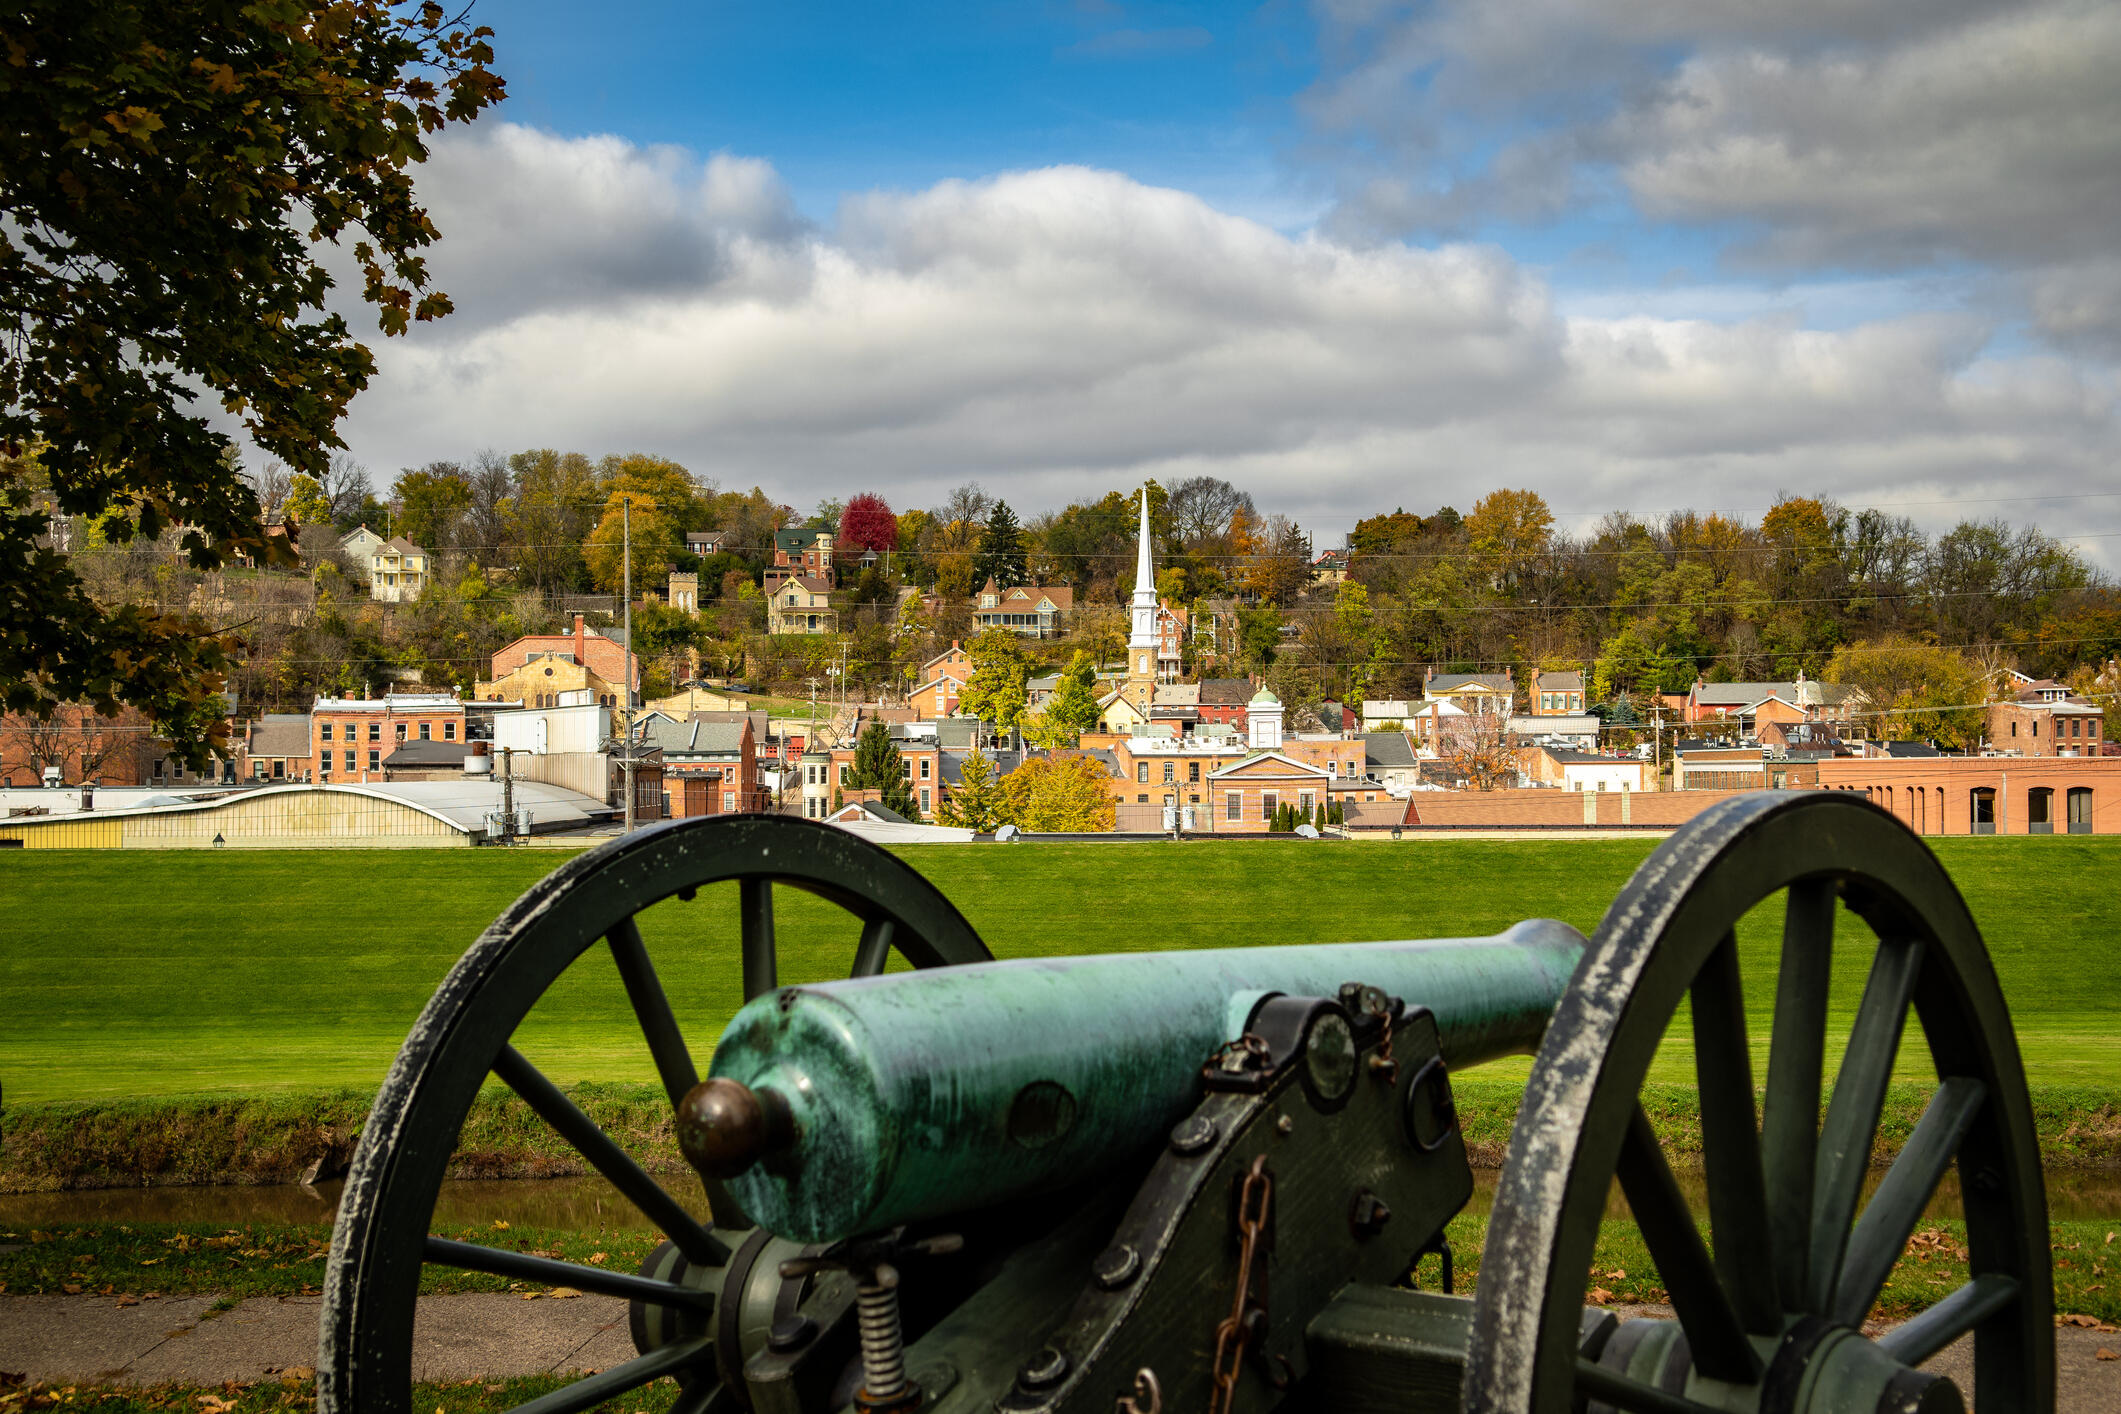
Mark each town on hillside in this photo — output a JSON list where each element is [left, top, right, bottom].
[[3, 466, 2117, 845]]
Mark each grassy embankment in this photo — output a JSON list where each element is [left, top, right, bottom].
[[1, 838, 2117, 1188]]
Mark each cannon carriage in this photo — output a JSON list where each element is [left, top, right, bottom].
[[320, 791, 2052, 1414]]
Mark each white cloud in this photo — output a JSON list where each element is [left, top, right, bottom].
[[1302, 0, 2121, 355], [335, 126, 2119, 563], [1617, 1, 2121, 270]]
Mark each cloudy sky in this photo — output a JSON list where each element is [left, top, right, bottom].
[[333, 0, 2121, 562]]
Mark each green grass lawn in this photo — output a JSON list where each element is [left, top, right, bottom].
[[1, 838, 2116, 1104]]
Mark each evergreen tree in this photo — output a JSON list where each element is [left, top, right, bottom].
[[846, 720, 921, 818], [935, 748, 1009, 832], [973, 500, 1029, 589]]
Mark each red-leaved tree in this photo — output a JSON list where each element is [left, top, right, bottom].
[[838, 493, 899, 556]]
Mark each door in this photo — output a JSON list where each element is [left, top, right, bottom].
[[2027, 787, 2053, 834], [2068, 787, 2093, 834], [1970, 787, 1996, 835]]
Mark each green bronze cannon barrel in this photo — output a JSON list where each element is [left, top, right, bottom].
[[696, 920, 1585, 1243]]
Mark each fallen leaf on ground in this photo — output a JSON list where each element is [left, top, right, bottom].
[[1587, 1287, 1613, 1305], [115, 1295, 138, 1308], [491, 1221, 510, 1232], [548, 1287, 582, 1299], [2096, 1349, 2117, 1362], [588, 1253, 607, 1265]]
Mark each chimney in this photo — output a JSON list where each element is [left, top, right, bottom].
[[573, 614, 586, 666]]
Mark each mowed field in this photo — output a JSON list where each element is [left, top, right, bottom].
[[1, 836, 2116, 1104]]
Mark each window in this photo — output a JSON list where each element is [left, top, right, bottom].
[[1226, 791, 1242, 821], [1162, 761, 1174, 784], [2032, 719, 2040, 737], [1970, 787, 1996, 835], [920, 788, 930, 814], [368, 722, 381, 742], [344, 749, 355, 771], [2071, 718, 2082, 738], [444, 722, 456, 741], [1262, 791, 1278, 819], [1137, 793, 1149, 804], [725, 792, 736, 812], [1189, 761, 1200, 783], [272, 761, 285, 779], [1137, 761, 1149, 783], [2010, 721, 2018, 737], [2028, 787, 2054, 834], [320, 753, 332, 774], [419, 723, 431, 741], [2067, 787, 2093, 834], [394, 723, 408, 742], [1298, 791, 1315, 815], [921, 759, 931, 780], [253, 761, 267, 779], [321, 723, 334, 742], [367, 749, 381, 771]]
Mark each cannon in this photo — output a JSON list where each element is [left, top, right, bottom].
[[321, 791, 2053, 1414]]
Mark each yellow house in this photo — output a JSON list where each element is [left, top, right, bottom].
[[769, 576, 836, 634], [371, 537, 430, 603], [1097, 690, 1149, 735], [477, 652, 623, 709]]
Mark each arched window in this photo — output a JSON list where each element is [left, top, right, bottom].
[[2027, 787, 2053, 834], [2067, 787, 2093, 834]]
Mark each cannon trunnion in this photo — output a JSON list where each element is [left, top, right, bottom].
[[321, 795, 2054, 1414]]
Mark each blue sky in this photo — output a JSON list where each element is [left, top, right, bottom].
[[492, 2, 1320, 223], [335, 0, 2120, 559]]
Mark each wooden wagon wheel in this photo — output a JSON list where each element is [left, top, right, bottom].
[[1464, 791, 2052, 1414], [319, 815, 994, 1414]]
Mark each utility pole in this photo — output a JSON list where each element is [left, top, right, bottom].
[[1652, 702, 1664, 790], [621, 496, 635, 833]]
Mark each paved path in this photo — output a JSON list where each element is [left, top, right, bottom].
[[1, 1292, 637, 1385], [4, 1293, 2117, 1408]]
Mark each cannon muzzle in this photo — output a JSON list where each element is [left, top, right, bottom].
[[704, 919, 1584, 1241]]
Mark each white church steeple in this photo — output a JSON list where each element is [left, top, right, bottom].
[[1127, 484, 1159, 705]]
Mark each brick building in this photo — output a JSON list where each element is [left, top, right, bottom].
[[313, 692, 467, 784], [1816, 757, 2118, 834], [642, 718, 763, 816], [764, 528, 834, 591], [489, 615, 638, 696], [1197, 679, 1252, 733], [1985, 696, 2104, 756]]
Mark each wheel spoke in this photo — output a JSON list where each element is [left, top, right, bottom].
[[851, 915, 895, 978], [501, 1335, 714, 1414], [1876, 1273, 2020, 1367], [740, 877, 777, 1000], [1616, 1106, 1761, 1385], [1808, 937, 1924, 1312], [1574, 1357, 1723, 1414], [492, 1045, 729, 1267], [1763, 876, 1834, 1314], [1830, 1077, 1987, 1327], [608, 918, 699, 1112], [1689, 933, 1778, 1335], [423, 1236, 713, 1310]]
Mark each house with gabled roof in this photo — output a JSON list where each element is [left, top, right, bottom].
[[972, 580, 1075, 638], [1423, 668, 1515, 714], [768, 575, 836, 634], [764, 528, 834, 590], [1208, 750, 1333, 831]]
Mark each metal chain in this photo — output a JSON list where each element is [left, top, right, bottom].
[[1207, 1156, 1273, 1414]]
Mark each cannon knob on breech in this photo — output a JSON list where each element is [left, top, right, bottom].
[[319, 796, 2055, 1414]]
